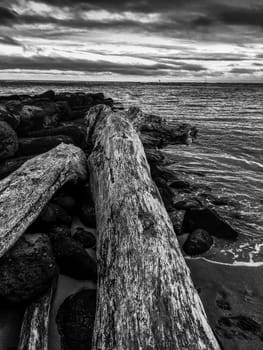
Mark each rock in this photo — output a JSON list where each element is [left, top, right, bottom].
[[173, 198, 202, 210], [55, 101, 73, 121], [182, 208, 238, 240], [18, 105, 45, 133], [92, 92, 104, 101], [73, 227, 96, 248], [0, 104, 20, 129], [0, 234, 57, 303], [170, 180, 191, 190], [16, 135, 74, 157], [39, 203, 72, 226], [38, 90, 55, 100], [0, 121, 19, 160], [183, 229, 213, 256], [78, 202, 96, 228], [53, 195, 77, 215], [56, 289, 96, 350], [49, 227, 97, 280], [24, 124, 87, 148], [168, 210, 185, 235]]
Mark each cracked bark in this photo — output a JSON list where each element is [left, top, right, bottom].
[[86, 105, 220, 350]]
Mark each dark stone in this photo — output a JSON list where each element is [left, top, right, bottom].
[[55, 101, 73, 120], [217, 315, 262, 339], [49, 228, 97, 280], [18, 105, 45, 133], [0, 121, 18, 160], [56, 289, 96, 350], [103, 98, 114, 107], [39, 203, 72, 226], [78, 202, 96, 228], [0, 234, 58, 303], [183, 229, 213, 256], [173, 198, 202, 211], [73, 227, 96, 248], [92, 92, 104, 101], [16, 135, 74, 157], [182, 207, 238, 240], [38, 90, 55, 100], [170, 180, 191, 190], [24, 124, 87, 148], [168, 210, 185, 235], [0, 104, 20, 129], [53, 195, 77, 215]]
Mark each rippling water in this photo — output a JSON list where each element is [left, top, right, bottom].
[[1, 81, 262, 263]]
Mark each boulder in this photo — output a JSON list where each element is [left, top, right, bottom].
[[56, 289, 96, 350], [0, 234, 57, 303], [73, 227, 96, 248], [170, 180, 191, 190], [182, 207, 238, 240], [0, 104, 20, 129], [168, 210, 185, 235], [183, 229, 213, 256], [53, 194, 77, 215], [78, 202, 96, 228], [16, 135, 74, 157], [24, 124, 87, 148], [49, 227, 97, 280], [0, 121, 19, 160], [39, 203, 72, 226], [55, 101, 73, 121], [173, 198, 202, 211], [38, 90, 55, 100]]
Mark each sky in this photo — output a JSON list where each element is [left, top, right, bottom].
[[0, 0, 263, 82]]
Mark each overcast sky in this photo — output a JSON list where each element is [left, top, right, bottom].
[[0, 0, 263, 81]]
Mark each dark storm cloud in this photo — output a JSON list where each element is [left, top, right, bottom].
[[0, 55, 207, 75], [0, 35, 21, 46], [0, 5, 18, 24], [230, 68, 258, 74]]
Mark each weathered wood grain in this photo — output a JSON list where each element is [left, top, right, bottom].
[[0, 143, 87, 258], [86, 105, 220, 350], [18, 282, 56, 350]]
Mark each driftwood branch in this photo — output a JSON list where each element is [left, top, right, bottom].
[[18, 282, 56, 350], [86, 105, 220, 350], [0, 143, 87, 258]]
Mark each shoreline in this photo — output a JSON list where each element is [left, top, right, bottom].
[[0, 89, 262, 349]]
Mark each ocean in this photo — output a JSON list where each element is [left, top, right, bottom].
[[0, 81, 262, 264]]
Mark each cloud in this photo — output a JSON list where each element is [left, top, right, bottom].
[[230, 68, 258, 74], [0, 35, 21, 46], [0, 5, 18, 24], [0, 54, 208, 76]]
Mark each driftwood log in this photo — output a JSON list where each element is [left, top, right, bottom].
[[18, 283, 56, 350], [0, 143, 87, 258], [86, 105, 220, 350]]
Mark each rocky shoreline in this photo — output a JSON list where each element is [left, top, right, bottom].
[[0, 90, 262, 350]]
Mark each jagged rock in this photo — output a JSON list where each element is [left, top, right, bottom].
[[78, 202, 96, 228], [168, 210, 185, 235], [38, 90, 55, 100], [0, 104, 20, 129], [55, 101, 73, 121], [182, 208, 238, 240], [16, 135, 74, 157], [183, 229, 213, 256], [53, 194, 77, 215], [0, 121, 18, 160], [49, 227, 97, 280], [0, 234, 57, 303], [24, 124, 87, 148], [73, 227, 96, 248], [39, 203, 72, 226], [173, 198, 203, 210], [56, 289, 96, 350], [170, 180, 191, 190]]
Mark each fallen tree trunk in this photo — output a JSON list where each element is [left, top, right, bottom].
[[0, 143, 87, 258], [86, 105, 220, 350], [18, 282, 56, 350]]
